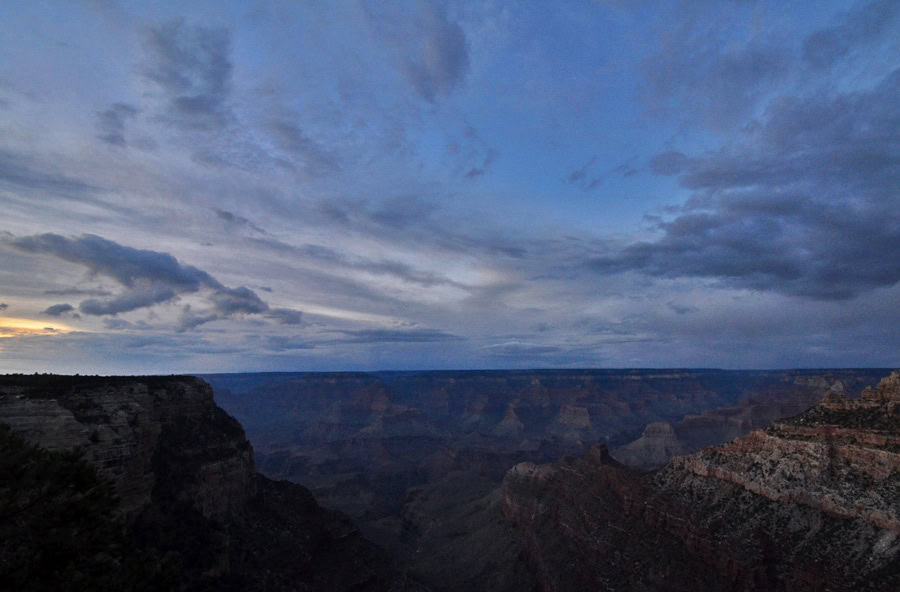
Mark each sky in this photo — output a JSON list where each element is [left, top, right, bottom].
[[0, 0, 898, 374]]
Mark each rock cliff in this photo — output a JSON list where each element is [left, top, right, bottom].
[[0, 375, 411, 592], [612, 375, 873, 470], [501, 370, 900, 591]]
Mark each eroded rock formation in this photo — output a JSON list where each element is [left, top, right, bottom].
[[502, 371, 900, 591]]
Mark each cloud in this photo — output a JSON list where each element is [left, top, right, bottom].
[[649, 151, 688, 176], [79, 284, 178, 315], [464, 148, 496, 180], [480, 341, 562, 356], [266, 308, 304, 325], [567, 156, 597, 184], [96, 102, 139, 146], [177, 305, 220, 332], [103, 318, 151, 331], [592, 69, 900, 301], [268, 121, 339, 176], [336, 328, 463, 343], [566, 157, 609, 191], [264, 336, 315, 352], [641, 9, 790, 128], [141, 18, 232, 129], [10, 232, 221, 295], [249, 235, 462, 289], [9, 233, 276, 326], [43, 303, 75, 316], [174, 287, 270, 331], [209, 286, 269, 315], [0, 303, 6, 311], [803, 0, 899, 69], [44, 288, 113, 297], [667, 302, 699, 315], [0, 149, 98, 197], [370, 4, 470, 102], [369, 195, 440, 230], [213, 208, 267, 234]]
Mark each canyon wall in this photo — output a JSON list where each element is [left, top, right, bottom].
[[0, 375, 413, 592], [501, 371, 900, 591]]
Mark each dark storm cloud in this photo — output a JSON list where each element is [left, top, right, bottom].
[[803, 0, 899, 69], [96, 102, 139, 146], [593, 69, 900, 300], [9, 233, 276, 324], [266, 308, 304, 325], [337, 328, 463, 343], [43, 303, 75, 316], [0, 303, 7, 310], [142, 18, 232, 129]]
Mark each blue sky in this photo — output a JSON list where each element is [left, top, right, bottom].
[[0, 0, 897, 373]]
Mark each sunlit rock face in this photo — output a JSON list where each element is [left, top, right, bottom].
[[501, 370, 900, 591], [0, 375, 408, 592]]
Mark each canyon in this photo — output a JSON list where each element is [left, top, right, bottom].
[[205, 368, 889, 589], [2, 368, 896, 591]]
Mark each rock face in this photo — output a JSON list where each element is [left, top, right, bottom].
[[0, 375, 409, 592], [0, 376, 253, 520], [612, 376, 862, 470], [502, 371, 900, 591]]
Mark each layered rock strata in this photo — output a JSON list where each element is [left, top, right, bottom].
[[502, 371, 900, 591], [613, 377, 856, 470]]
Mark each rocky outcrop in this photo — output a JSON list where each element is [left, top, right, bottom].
[[502, 370, 900, 591], [0, 375, 411, 592], [0, 376, 253, 520], [612, 375, 864, 470], [612, 421, 687, 469]]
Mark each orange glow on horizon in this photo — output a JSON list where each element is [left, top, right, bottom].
[[0, 317, 75, 338]]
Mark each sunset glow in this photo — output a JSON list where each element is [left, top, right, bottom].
[[0, 317, 74, 338]]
